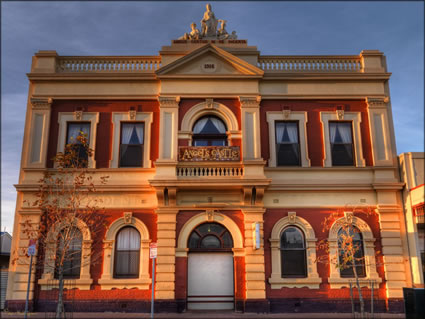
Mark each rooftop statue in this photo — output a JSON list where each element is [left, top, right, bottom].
[[178, 4, 237, 40], [201, 3, 218, 38]]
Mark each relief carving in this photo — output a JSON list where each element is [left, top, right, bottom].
[[74, 111, 83, 121], [283, 109, 291, 119], [129, 110, 137, 120], [366, 97, 389, 108], [158, 96, 180, 108], [124, 212, 133, 224], [288, 211, 297, 224], [239, 96, 261, 108], [30, 97, 52, 110]]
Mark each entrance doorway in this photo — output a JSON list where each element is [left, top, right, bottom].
[[186, 223, 234, 310]]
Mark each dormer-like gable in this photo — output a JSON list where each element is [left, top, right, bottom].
[[156, 43, 264, 79]]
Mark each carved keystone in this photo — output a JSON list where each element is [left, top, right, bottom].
[[124, 212, 133, 224], [288, 211, 297, 224]]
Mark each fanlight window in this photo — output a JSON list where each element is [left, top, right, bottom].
[[338, 226, 366, 278], [280, 227, 307, 277], [114, 226, 141, 278], [188, 222, 233, 249], [192, 116, 227, 146], [55, 227, 82, 279]]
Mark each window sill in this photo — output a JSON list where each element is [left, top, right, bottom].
[[268, 275, 322, 289], [98, 276, 151, 290], [328, 276, 382, 289]]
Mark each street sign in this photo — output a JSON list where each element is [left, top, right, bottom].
[[149, 242, 157, 259], [27, 239, 36, 256]]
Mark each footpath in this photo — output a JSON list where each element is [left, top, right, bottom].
[[0, 311, 406, 319]]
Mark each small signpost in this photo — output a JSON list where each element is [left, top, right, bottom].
[[150, 243, 157, 319], [24, 239, 37, 319]]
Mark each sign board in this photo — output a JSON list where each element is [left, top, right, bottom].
[[178, 146, 240, 162], [252, 223, 261, 250], [27, 239, 37, 256], [149, 243, 157, 259]]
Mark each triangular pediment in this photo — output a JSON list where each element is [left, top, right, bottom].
[[156, 44, 264, 78]]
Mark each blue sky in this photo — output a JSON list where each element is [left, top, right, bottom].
[[1, 1, 424, 234]]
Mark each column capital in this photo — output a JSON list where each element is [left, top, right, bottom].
[[158, 96, 180, 108], [239, 96, 261, 107], [366, 97, 389, 108], [30, 97, 52, 110]]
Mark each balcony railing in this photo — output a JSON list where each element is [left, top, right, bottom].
[[258, 56, 363, 72], [176, 163, 244, 177], [56, 56, 161, 73]]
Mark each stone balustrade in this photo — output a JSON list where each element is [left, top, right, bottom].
[[258, 56, 362, 72], [176, 164, 244, 177], [56, 56, 162, 72]]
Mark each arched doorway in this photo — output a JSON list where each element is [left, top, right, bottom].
[[187, 222, 234, 310]]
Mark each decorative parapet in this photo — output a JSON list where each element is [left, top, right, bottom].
[[258, 55, 363, 72], [56, 56, 162, 73]]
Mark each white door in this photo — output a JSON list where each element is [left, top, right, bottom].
[[187, 252, 234, 310]]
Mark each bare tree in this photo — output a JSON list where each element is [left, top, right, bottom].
[[316, 204, 381, 319], [20, 132, 108, 318]]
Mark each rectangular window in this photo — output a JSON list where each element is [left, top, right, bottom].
[[119, 123, 144, 167], [66, 122, 91, 166], [329, 122, 354, 166], [275, 122, 300, 166]]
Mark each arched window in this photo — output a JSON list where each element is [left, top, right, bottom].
[[188, 222, 233, 249], [280, 227, 307, 278], [55, 227, 82, 279], [338, 226, 366, 278], [192, 116, 227, 146], [114, 227, 141, 278]]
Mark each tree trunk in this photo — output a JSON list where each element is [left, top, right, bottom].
[[352, 258, 365, 319], [55, 266, 65, 319]]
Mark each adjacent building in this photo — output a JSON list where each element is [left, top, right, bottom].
[[7, 6, 415, 313], [1, 232, 12, 310], [399, 152, 424, 288]]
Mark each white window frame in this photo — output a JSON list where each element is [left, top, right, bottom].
[[57, 112, 99, 168], [38, 219, 93, 290], [328, 214, 381, 288], [98, 214, 151, 289], [320, 111, 366, 167], [110, 112, 153, 168], [269, 213, 321, 289], [266, 111, 310, 167]]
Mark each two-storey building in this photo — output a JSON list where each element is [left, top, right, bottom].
[[7, 7, 410, 313]]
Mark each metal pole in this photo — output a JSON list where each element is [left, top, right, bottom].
[[349, 281, 355, 318], [151, 257, 155, 319], [24, 254, 33, 319], [370, 280, 374, 317]]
